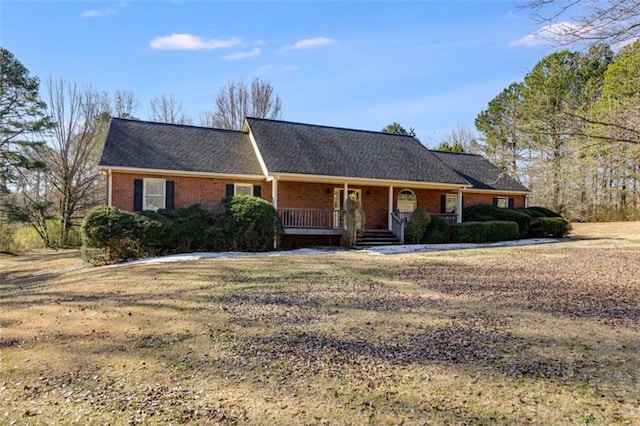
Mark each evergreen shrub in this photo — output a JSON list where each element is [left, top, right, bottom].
[[405, 208, 430, 243], [463, 204, 531, 238], [421, 214, 449, 244], [449, 220, 519, 243]]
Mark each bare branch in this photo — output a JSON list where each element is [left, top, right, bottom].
[[211, 78, 282, 130], [149, 94, 192, 125]]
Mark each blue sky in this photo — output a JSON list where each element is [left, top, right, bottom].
[[1, 1, 560, 146]]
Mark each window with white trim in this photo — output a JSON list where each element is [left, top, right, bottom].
[[495, 197, 509, 208], [397, 189, 417, 213], [445, 194, 457, 214], [234, 183, 253, 196], [143, 179, 165, 211]]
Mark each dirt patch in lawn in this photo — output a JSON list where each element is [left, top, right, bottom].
[[1, 225, 639, 424]]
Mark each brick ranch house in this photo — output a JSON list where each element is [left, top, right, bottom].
[[98, 117, 529, 247]]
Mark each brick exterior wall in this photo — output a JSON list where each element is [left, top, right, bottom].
[[277, 182, 334, 210], [110, 172, 271, 211], [109, 173, 527, 228], [463, 193, 526, 208]]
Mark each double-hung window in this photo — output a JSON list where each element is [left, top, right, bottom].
[[133, 179, 174, 211], [494, 197, 509, 208], [234, 183, 254, 196], [225, 183, 261, 198], [143, 179, 166, 211], [444, 194, 457, 214]]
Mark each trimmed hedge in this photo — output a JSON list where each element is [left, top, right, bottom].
[[532, 217, 571, 238], [449, 220, 519, 243], [139, 205, 225, 253], [82, 198, 283, 264], [527, 206, 562, 218], [463, 204, 530, 238], [422, 214, 449, 244], [223, 195, 283, 252]]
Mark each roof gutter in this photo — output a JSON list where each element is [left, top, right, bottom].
[[462, 188, 530, 195], [272, 172, 472, 189], [97, 165, 266, 181]]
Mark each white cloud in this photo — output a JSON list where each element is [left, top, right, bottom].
[[509, 22, 587, 47], [253, 64, 298, 75], [221, 48, 261, 60], [254, 65, 275, 75], [289, 37, 335, 49], [81, 1, 126, 18], [81, 7, 117, 18], [150, 34, 241, 50]]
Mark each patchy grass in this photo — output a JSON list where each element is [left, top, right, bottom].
[[1, 224, 640, 424]]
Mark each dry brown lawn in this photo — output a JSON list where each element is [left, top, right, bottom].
[[1, 223, 639, 425]]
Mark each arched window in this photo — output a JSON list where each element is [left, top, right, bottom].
[[397, 189, 417, 213]]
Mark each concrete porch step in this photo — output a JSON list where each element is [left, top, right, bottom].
[[355, 230, 402, 247]]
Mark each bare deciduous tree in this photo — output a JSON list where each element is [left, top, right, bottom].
[[42, 78, 109, 245], [439, 124, 481, 154], [525, 0, 640, 46], [113, 89, 139, 119], [149, 94, 192, 125], [204, 78, 282, 130]]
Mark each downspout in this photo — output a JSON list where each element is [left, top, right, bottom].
[[456, 188, 463, 223], [388, 185, 394, 231]]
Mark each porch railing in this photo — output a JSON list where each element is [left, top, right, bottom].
[[278, 208, 341, 229], [434, 213, 458, 225], [391, 212, 458, 243], [390, 211, 406, 243], [396, 211, 458, 225]]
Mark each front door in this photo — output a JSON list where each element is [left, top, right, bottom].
[[333, 188, 362, 229]]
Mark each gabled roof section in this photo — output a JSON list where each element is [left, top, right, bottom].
[[431, 151, 529, 192], [245, 117, 469, 185], [99, 118, 264, 176]]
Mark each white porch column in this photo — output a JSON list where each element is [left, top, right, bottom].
[[271, 177, 279, 250], [388, 185, 394, 230], [107, 169, 113, 207], [456, 189, 463, 223], [525, 194, 529, 208], [343, 182, 348, 206], [271, 177, 278, 209]]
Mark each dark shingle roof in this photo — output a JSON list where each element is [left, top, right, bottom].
[[99, 118, 263, 176], [246, 117, 469, 185], [431, 151, 529, 192]]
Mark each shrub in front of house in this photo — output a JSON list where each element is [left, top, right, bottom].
[[82, 207, 141, 264], [526, 206, 563, 218], [538, 217, 571, 238], [223, 195, 283, 252], [140, 204, 225, 253], [487, 220, 520, 241], [514, 206, 569, 238], [463, 204, 531, 238], [405, 208, 431, 244], [449, 220, 519, 243], [421, 214, 449, 244]]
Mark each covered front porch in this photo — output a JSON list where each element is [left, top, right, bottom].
[[270, 177, 464, 243]]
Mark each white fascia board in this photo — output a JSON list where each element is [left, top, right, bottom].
[[97, 165, 267, 181], [244, 121, 270, 179], [463, 188, 530, 195], [464, 189, 531, 195], [273, 172, 471, 189]]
